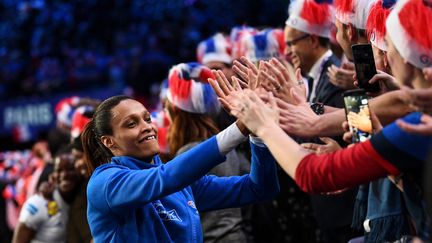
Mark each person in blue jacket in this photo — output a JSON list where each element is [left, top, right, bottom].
[[80, 95, 280, 242]]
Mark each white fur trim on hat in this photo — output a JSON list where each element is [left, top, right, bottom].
[[386, 0, 432, 69], [335, 0, 373, 30], [286, 16, 332, 38], [285, 0, 333, 38], [202, 53, 232, 65], [353, 0, 373, 30], [197, 33, 232, 65]]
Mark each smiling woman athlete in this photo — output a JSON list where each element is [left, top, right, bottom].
[[81, 95, 280, 242]]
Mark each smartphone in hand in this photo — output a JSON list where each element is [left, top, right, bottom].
[[343, 89, 373, 143], [351, 44, 380, 93]]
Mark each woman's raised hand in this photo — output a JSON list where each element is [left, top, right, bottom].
[[228, 90, 279, 136]]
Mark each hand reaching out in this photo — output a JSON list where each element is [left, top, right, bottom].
[[301, 137, 342, 155], [277, 96, 321, 138], [344, 110, 383, 144], [209, 69, 256, 135], [397, 87, 432, 114], [227, 89, 279, 136], [232, 56, 272, 90], [261, 58, 307, 105], [347, 110, 373, 134], [357, 70, 400, 96], [410, 88, 432, 114], [208, 70, 243, 113], [342, 121, 353, 144], [397, 114, 432, 136], [327, 62, 356, 90], [232, 56, 259, 87]]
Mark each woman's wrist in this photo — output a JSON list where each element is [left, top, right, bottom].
[[216, 123, 248, 155], [256, 122, 280, 141], [235, 120, 251, 136]]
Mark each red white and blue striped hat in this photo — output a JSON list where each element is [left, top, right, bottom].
[[197, 33, 232, 65], [386, 0, 432, 68], [167, 63, 220, 114], [55, 96, 80, 127], [286, 0, 335, 38], [334, 0, 374, 29], [239, 28, 285, 62], [230, 25, 258, 60], [71, 105, 94, 139], [366, 0, 396, 51]]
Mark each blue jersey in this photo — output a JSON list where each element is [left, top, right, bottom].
[[87, 136, 279, 242]]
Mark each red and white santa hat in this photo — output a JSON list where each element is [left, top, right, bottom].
[[197, 33, 232, 65], [167, 63, 220, 114], [366, 0, 396, 51], [386, 0, 432, 69], [335, 0, 374, 30], [238, 28, 285, 62], [286, 0, 334, 38]]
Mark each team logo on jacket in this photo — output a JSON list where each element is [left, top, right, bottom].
[[187, 200, 198, 214], [187, 201, 196, 209], [152, 202, 182, 222]]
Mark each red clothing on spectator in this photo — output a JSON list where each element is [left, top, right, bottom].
[[295, 140, 400, 193], [295, 112, 432, 194]]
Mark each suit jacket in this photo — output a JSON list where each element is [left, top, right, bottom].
[[311, 54, 344, 108], [308, 54, 358, 231]]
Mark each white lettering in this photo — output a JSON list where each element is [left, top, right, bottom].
[[3, 103, 53, 127]]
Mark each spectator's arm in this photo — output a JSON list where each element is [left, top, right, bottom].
[[12, 223, 36, 243], [311, 90, 415, 137]]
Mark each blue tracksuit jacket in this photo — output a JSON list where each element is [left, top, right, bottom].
[[87, 136, 279, 242]]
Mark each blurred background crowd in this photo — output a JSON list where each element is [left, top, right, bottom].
[[0, 0, 286, 99], [0, 0, 431, 242]]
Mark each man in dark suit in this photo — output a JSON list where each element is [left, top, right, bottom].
[[284, 1, 358, 242]]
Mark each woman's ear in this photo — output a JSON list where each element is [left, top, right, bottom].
[[101, 136, 116, 150]]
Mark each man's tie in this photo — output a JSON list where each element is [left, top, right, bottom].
[[306, 75, 314, 102]]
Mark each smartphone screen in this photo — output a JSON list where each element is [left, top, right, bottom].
[[351, 44, 380, 93], [343, 89, 372, 143]]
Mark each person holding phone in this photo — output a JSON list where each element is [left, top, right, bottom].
[[81, 95, 280, 243], [285, 2, 358, 241], [351, 44, 381, 93], [324, 0, 373, 92], [211, 1, 432, 240]]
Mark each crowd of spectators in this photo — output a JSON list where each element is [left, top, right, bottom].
[[0, 0, 288, 100]]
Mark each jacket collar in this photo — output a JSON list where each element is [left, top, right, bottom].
[[111, 155, 162, 170]]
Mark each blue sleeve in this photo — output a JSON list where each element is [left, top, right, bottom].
[[370, 112, 432, 171], [88, 136, 226, 214], [191, 141, 280, 212]]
